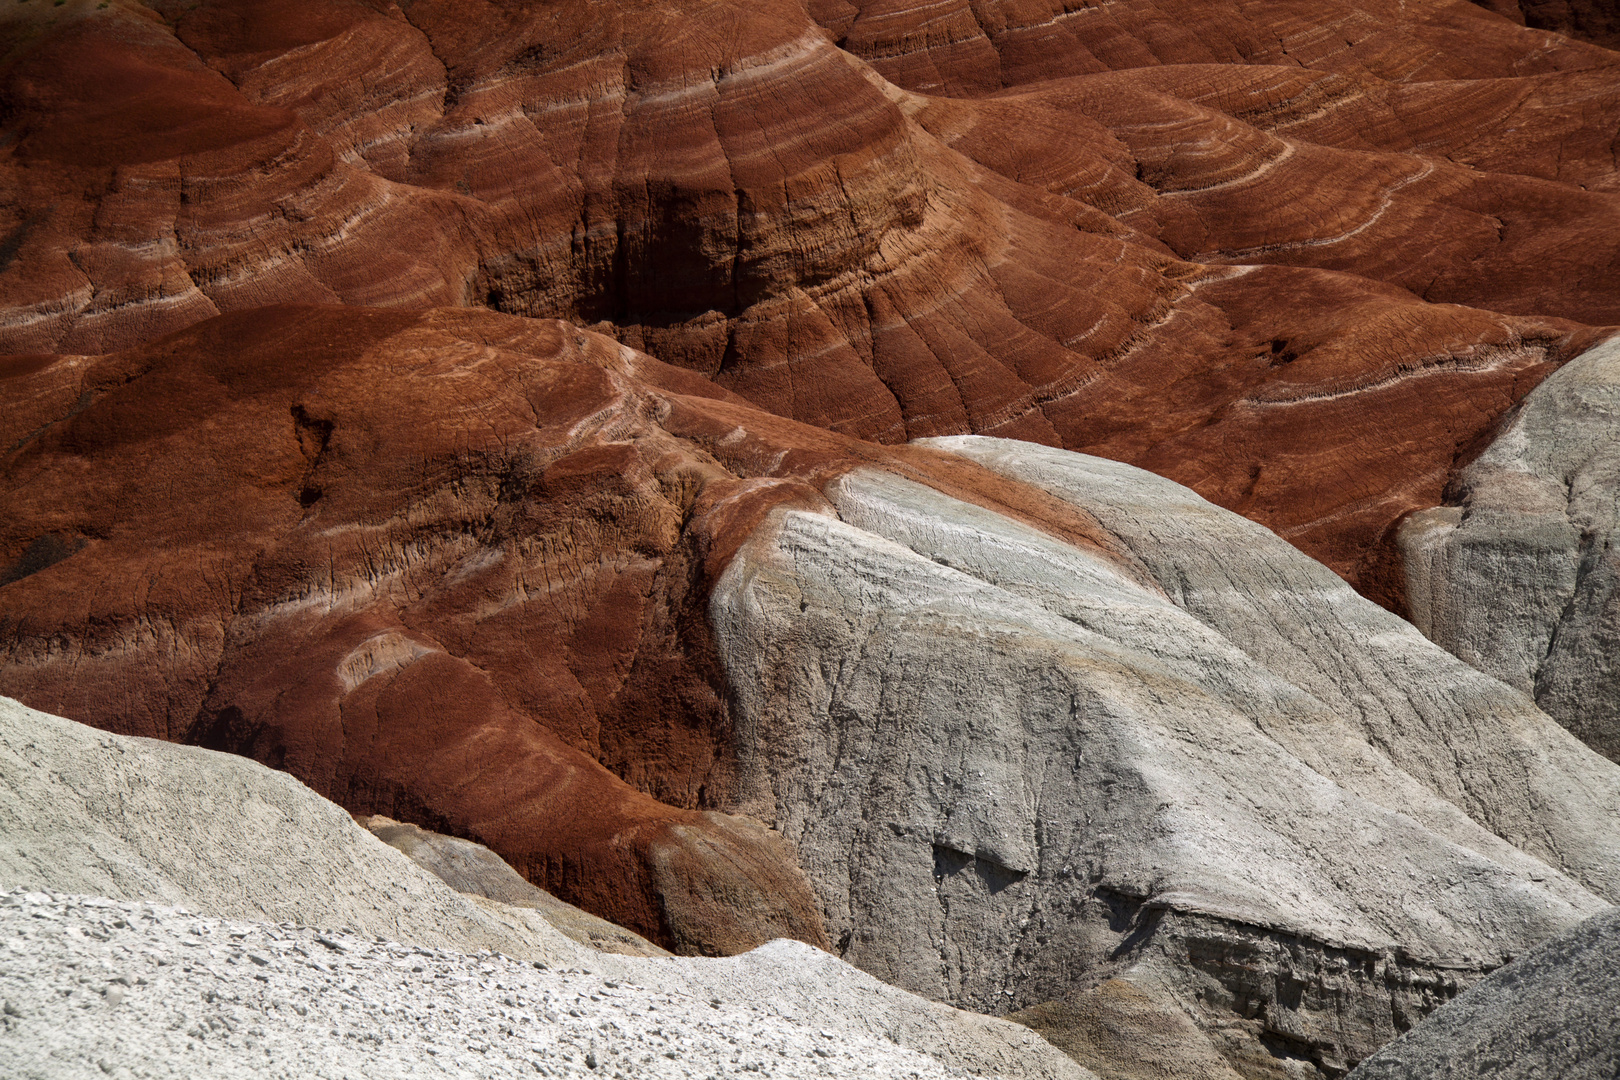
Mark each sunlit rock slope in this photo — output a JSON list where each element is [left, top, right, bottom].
[[0, 695, 1094, 1080]]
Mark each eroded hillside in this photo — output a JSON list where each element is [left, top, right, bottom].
[[3, 3, 1619, 1077]]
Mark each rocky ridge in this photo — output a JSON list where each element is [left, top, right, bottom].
[[711, 439, 1620, 1074], [5, 3, 1620, 1071], [0, 306, 842, 957], [0, 695, 573, 964], [5, 309, 1620, 1076]]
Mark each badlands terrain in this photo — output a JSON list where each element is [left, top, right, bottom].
[[2, 0, 1619, 1076]]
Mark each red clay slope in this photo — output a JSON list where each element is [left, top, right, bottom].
[[0, 306, 834, 953], [0, 304, 1155, 953], [1, 0, 1617, 610]]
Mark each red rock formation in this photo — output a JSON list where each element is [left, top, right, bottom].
[[4, 0, 1618, 605], [0, 306, 833, 953]]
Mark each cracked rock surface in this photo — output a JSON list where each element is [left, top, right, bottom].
[[1401, 335, 1620, 763]]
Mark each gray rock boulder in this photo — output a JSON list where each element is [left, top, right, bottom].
[[709, 440, 1620, 1077], [361, 815, 670, 957], [1400, 335, 1620, 762], [1347, 906, 1620, 1080]]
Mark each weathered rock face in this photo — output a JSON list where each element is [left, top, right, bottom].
[[0, 695, 578, 963], [6, 308, 1620, 1076], [7, 3, 1618, 1076], [818, 0, 1620, 89], [1008, 979, 1248, 1080], [3, 0, 1617, 601], [1346, 905, 1620, 1080], [710, 438, 1620, 1075], [1400, 335, 1620, 762], [0, 303, 1151, 958]]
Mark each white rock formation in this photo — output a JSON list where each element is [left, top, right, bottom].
[[930, 439, 1620, 902], [709, 440, 1620, 1074], [1400, 335, 1620, 762], [0, 696, 1092, 1080]]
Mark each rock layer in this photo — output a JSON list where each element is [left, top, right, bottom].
[[1008, 979, 1247, 1080], [0, 306, 843, 956], [361, 815, 670, 958], [0, 696, 574, 964], [3, 0, 1618, 599], [6, 307, 1620, 1075], [0, 304, 1152, 957], [6, 3, 1619, 1076], [1400, 335, 1620, 762]]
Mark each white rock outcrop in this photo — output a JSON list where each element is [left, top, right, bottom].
[[709, 439, 1620, 1075], [1400, 335, 1620, 762], [0, 696, 1092, 1080]]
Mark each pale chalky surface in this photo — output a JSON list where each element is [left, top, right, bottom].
[[709, 443, 1620, 1076], [0, 891, 1000, 1080], [0, 700, 1092, 1080]]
